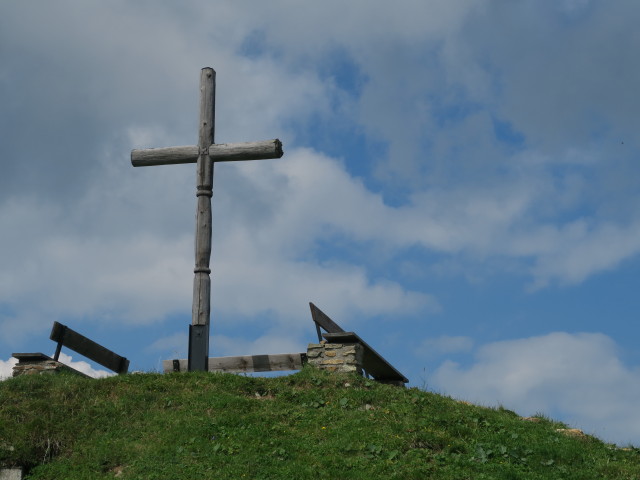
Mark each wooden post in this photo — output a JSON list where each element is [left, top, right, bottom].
[[190, 68, 215, 371], [130, 68, 283, 371]]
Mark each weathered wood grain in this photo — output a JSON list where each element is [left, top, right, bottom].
[[131, 140, 283, 167], [208, 139, 283, 162], [131, 146, 199, 167], [188, 68, 216, 371], [163, 353, 306, 374]]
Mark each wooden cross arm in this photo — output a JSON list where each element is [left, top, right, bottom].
[[131, 139, 283, 167]]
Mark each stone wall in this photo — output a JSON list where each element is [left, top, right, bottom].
[[11, 353, 88, 378], [306, 342, 363, 375], [0, 468, 23, 480]]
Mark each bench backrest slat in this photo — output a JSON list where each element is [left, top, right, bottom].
[[50, 321, 129, 374], [309, 302, 345, 342]]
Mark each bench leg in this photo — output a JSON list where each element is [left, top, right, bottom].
[[53, 341, 63, 361]]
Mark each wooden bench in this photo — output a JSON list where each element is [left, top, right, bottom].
[[309, 302, 408, 385], [49, 321, 130, 374]]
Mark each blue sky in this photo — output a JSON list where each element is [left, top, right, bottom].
[[2, 1, 640, 445]]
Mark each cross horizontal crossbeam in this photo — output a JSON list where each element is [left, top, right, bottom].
[[131, 139, 283, 167]]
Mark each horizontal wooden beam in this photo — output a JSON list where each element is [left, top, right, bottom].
[[209, 139, 283, 163], [131, 139, 283, 167], [131, 145, 198, 167], [163, 352, 306, 374]]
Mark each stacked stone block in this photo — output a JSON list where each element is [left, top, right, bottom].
[[11, 354, 87, 378], [306, 342, 364, 375]]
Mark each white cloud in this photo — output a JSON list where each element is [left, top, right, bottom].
[[55, 353, 113, 379], [209, 148, 440, 325], [432, 332, 640, 445], [0, 192, 195, 338], [2, 136, 638, 344], [0, 147, 437, 342], [2, 2, 640, 448], [2, 1, 640, 407], [0, 357, 17, 380], [146, 333, 188, 357], [527, 222, 640, 288], [415, 335, 474, 358], [2, 1, 640, 320]]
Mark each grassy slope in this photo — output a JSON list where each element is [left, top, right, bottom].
[[1, 367, 639, 480]]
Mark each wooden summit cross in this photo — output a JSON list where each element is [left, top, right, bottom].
[[131, 68, 283, 371]]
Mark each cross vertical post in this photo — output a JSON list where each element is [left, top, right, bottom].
[[190, 68, 215, 371], [130, 67, 283, 372]]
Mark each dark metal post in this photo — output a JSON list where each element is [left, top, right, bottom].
[[188, 324, 209, 372]]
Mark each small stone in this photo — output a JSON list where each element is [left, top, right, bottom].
[[0, 468, 23, 480], [556, 428, 589, 439], [321, 358, 345, 365], [111, 466, 124, 477], [0, 443, 15, 452]]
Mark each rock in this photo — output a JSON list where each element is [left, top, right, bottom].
[[556, 428, 589, 439]]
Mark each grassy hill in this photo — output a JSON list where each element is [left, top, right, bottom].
[[1, 367, 639, 479]]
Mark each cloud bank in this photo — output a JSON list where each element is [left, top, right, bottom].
[[432, 332, 640, 446]]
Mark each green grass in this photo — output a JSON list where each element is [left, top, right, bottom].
[[1, 367, 639, 479]]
